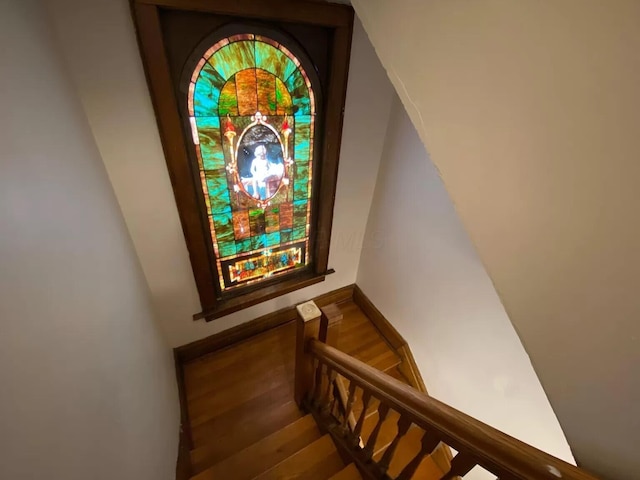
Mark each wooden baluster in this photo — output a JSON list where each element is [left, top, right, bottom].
[[321, 366, 337, 414], [338, 381, 357, 435], [353, 390, 372, 447], [378, 414, 412, 474], [330, 381, 342, 418], [439, 452, 477, 479], [294, 301, 322, 406], [310, 358, 323, 405], [397, 429, 442, 480], [363, 403, 390, 460]]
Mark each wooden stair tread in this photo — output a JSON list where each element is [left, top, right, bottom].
[[188, 363, 294, 427], [252, 434, 345, 480], [372, 426, 448, 479], [360, 409, 401, 457], [191, 415, 321, 480], [351, 394, 381, 420], [190, 399, 302, 472], [386, 365, 410, 384], [329, 464, 362, 480], [369, 348, 401, 372]]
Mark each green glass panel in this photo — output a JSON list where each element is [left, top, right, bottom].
[[275, 78, 293, 115], [236, 238, 252, 254], [218, 78, 238, 116], [285, 68, 310, 115], [265, 232, 280, 247], [256, 70, 276, 115], [294, 116, 311, 163], [196, 117, 225, 170], [209, 41, 256, 80], [294, 164, 309, 201], [255, 42, 298, 82], [293, 199, 307, 228], [205, 170, 231, 214], [280, 229, 292, 243], [265, 206, 280, 232], [194, 62, 226, 116], [213, 212, 234, 246], [218, 240, 236, 258], [249, 209, 265, 236], [292, 226, 306, 241], [251, 235, 265, 251]]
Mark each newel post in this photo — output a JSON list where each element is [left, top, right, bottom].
[[319, 303, 342, 348], [295, 300, 322, 407]]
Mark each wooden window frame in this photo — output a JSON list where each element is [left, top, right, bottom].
[[131, 0, 354, 321]]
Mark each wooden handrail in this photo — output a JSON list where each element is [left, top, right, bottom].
[[309, 339, 600, 480]]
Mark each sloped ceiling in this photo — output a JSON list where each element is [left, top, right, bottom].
[[351, 1, 640, 478]]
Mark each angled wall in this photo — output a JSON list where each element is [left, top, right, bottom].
[[0, 2, 179, 478], [358, 96, 574, 478], [352, 1, 640, 478]]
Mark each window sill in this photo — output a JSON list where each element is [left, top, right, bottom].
[[193, 269, 335, 322]]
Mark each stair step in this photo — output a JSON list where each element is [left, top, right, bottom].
[[329, 464, 363, 479], [386, 365, 410, 384], [372, 426, 449, 479], [190, 397, 302, 473], [351, 395, 381, 421], [361, 409, 401, 457], [191, 415, 321, 480], [369, 348, 401, 372], [252, 434, 344, 480]]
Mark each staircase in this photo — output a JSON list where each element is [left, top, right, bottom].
[[180, 298, 600, 480], [182, 299, 400, 480]]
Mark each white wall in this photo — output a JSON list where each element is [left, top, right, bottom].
[[357, 98, 574, 478], [0, 2, 179, 479], [47, 0, 394, 347], [352, 1, 640, 478]]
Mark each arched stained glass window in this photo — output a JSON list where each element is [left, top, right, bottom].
[[133, 1, 353, 319], [186, 33, 318, 292]]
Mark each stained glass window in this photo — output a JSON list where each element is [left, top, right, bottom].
[[187, 34, 316, 292]]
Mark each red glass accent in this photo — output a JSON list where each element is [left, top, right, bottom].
[[224, 116, 236, 134]]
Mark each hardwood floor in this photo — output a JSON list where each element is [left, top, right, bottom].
[[181, 299, 407, 478]]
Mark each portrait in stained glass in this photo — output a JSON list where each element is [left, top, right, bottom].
[[186, 33, 316, 292]]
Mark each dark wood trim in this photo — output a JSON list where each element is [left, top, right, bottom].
[[132, 3, 218, 309], [352, 285, 428, 393], [175, 283, 355, 364], [194, 269, 334, 321], [131, 0, 354, 317], [397, 345, 427, 394], [134, 0, 353, 27], [173, 350, 193, 479], [314, 20, 354, 274]]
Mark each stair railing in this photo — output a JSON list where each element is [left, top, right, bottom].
[[295, 302, 600, 480]]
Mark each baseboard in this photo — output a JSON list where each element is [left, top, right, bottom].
[[352, 285, 428, 394], [397, 345, 427, 393], [174, 284, 355, 364], [176, 427, 191, 480]]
